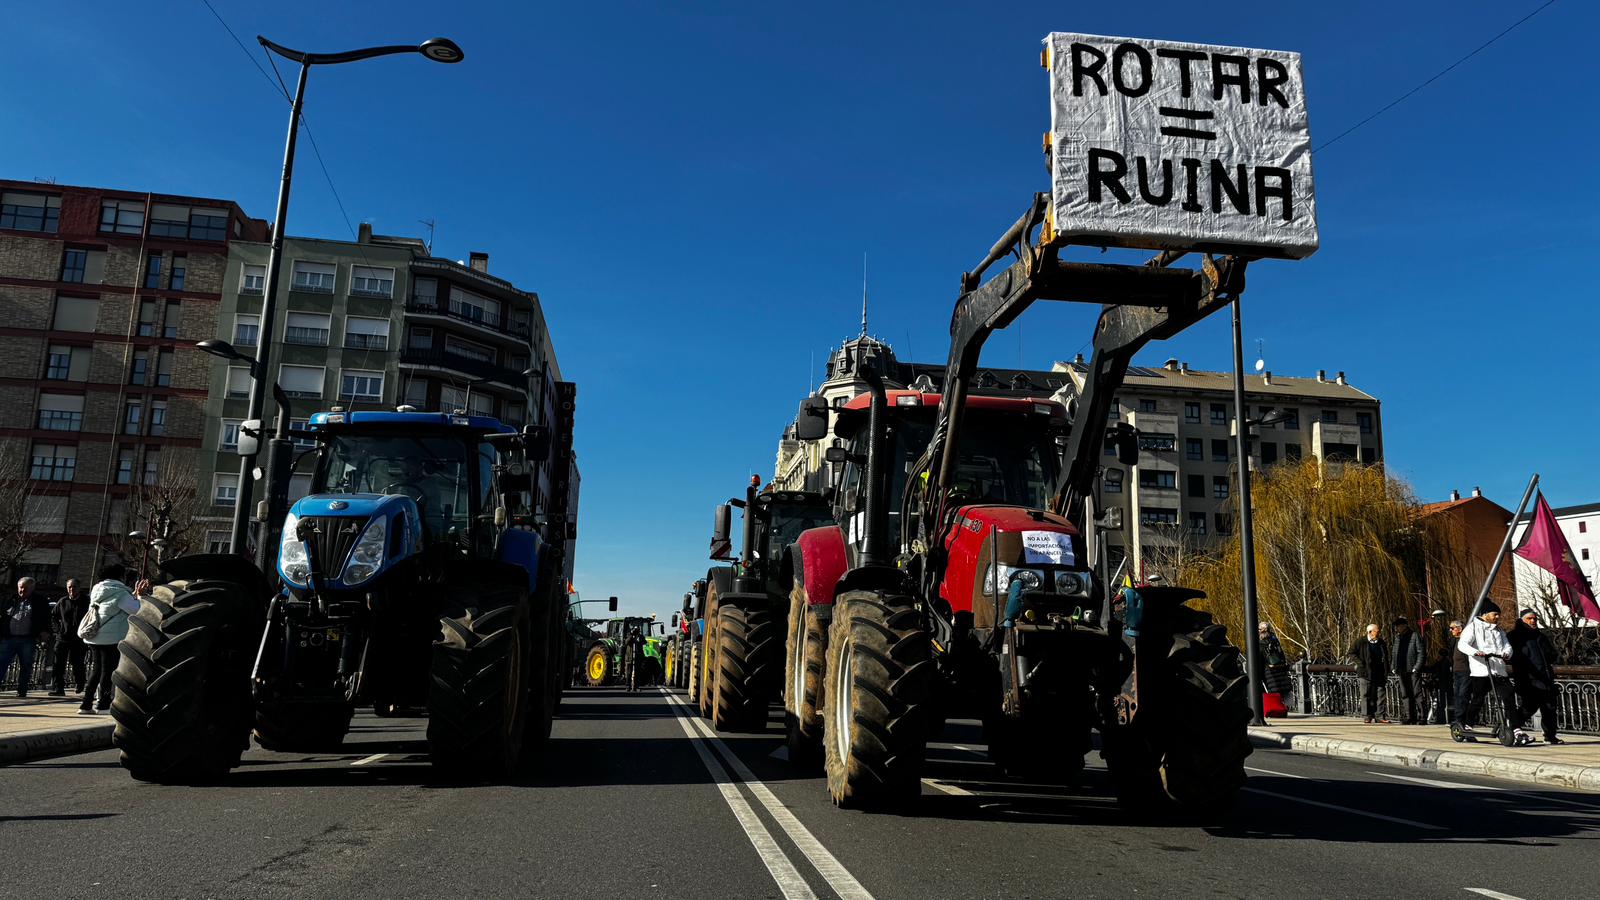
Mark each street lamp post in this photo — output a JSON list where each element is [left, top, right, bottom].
[[228, 35, 463, 557]]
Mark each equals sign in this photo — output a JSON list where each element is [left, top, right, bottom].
[[1159, 107, 1216, 140]]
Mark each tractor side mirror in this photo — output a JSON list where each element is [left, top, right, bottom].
[[671, 613, 679, 628], [608, 595, 619, 613], [794, 395, 830, 441], [497, 470, 532, 494], [710, 504, 734, 561], [523, 424, 551, 462], [824, 446, 849, 464], [236, 419, 262, 457], [1113, 423, 1140, 467]]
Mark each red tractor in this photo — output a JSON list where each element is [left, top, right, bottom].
[[786, 195, 1253, 815]]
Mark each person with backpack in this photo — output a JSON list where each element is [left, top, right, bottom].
[[79, 564, 150, 715]]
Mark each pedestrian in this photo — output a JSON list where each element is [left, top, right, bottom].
[[49, 578, 88, 696], [1448, 619, 1471, 729], [1392, 615, 1425, 724], [1509, 609, 1563, 745], [80, 564, 148, 715], [1, 576, 54, 697], [1258, 622, 1292, 702], [1454, 600, 1521, 744], [1347, 622, 1390, 723], [1424, 609, 1452, 724]]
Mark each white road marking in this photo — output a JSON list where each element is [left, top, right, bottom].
[[664, 690, 876, 900], [350, 753, 388, 766], [1370, 772, 1504, 791], [1370, 771, 1600, 811], [923, 779, 975, 796], [1464, 889, 1529, 900], [661, 693, 817, 900], [1242, 787, 1445, 831], [1245, 765, 1309, 779]]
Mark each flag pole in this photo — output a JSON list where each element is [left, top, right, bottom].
[[1468, 473, 1539, 621]]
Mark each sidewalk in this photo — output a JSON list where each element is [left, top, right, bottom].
[[1249, 715, 1600, 793], [0, 695, 115, 765]]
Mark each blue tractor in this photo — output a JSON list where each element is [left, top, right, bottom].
[[111, 410, 570, 782]]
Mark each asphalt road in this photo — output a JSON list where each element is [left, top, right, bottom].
[[3, 686, 1597, 900]]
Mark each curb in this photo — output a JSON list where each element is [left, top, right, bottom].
[[1248, 728, 1600, 793], [0, 723, 115, 766]]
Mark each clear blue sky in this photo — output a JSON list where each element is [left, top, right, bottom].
[[5, 1, 1595, 618]]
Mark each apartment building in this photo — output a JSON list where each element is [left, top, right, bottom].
[[0, 179, 266, 585]]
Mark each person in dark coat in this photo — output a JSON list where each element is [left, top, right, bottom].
[[1392, 615, 1425, 724], [48, 578, 88, 695], [1348, 622, 1390, 723], [1509, 609, 1562, 744], [1448, 620, 1471, 728], [1, 577, 54, 697]]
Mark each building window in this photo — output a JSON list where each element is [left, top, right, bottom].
[[404, 379, 428, 407], [1138, 433, 1176, 452], [226, 366, 251, 398], [350, 266, 395, 298], [1357, 412, 1373, 434], [37, 393, 84, 431], [1184, 402, 1200, 424], [1103, 468, 1123, 492], [148, 204, 227, 241], [1322, 410, 1338, 424], [1188, 512, 1207, 535], [52, 295, 98, 332], [412, 276, 438, 308], [1213, 476, 1229, 499], [1582, 521, 1588, 534], [205, 530, 230, 554], [220, 419, 241, 451], [214, 473, 239, 506], [129, 350, 149, 386], [45, 345, 72, 380], [1185, 438, 1202, 461], [1138, 470, 1175, 490], [233, 314, 259, 346], [407, 326, 433, 350], [284, 312, 331, 346], [1584, 548, 1591, 561], [1212, 439, 1229, 462], [143, 252, 163, 290], [289, 418, 314, 450], [1138, 399, 1157, 413], [344, 316, 391, 350], [100, 199, 145, 234], [445, 335, 495, 364], [1258, 405, 1274, 426], [1283, 408, 1299, 430], [137, 299, 158, 336], [1187, 474, 1204, 498], [30, 443, 76, 481], [2, 191, 61, 232], [1140, 508, 1178, 526], [503, 403, 525, 425], [148, 400, 167, 436], [1210, 403, 1227, 425], [163, 301, 181, 339], [279, 364, 325, 399], [60, 249, 87, 283], [1215, 513, 1233, 535], [1285, 443, 1301, 461], [468, 392, 494, 417], [155, 350, 173, 387], [1361, 447, 1377, 464], [123, 402, 142, 435], [291, 260, 336, 293], [1261, 442, 1277, 465], [440, 385, 466, 413], [142, 450, 160, 485], [449, 286, 501, 325], [241, 264, 265, 294], [1103, 436, 1117, 457], [169, 254, 186, 292], [116, 449, 135, 485], [189, 210, 227, 241], [340, 370, 384, 403]]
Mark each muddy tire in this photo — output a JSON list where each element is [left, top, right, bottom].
[[427, 602, 532, 778], [784, 583, 827, 771], [253, 701, 354, 752], [111, 578, 258, 784], [822, 591, 934, 809], [712, 598, 779, 732], [687, 642, 701, 700]]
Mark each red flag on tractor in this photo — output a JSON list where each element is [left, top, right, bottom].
[[1514, 493, 1600, 622]]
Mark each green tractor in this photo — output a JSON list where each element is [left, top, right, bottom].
[[583, 616, 668, 689]]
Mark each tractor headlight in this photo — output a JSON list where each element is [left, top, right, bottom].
[[985, 565, 1046, 596], [341, 517, 387, 586], [280, 513, 310, 586], [1010, 569, 1043, 592], [1055, 570, 1086, 596]]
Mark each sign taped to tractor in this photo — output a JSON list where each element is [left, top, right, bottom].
[[1045, 32, 1318, 259]]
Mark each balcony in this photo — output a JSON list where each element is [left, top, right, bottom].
[[400, 348, 523, 384], [344, 334, 390, 351], [405, 298, 532, 341], [283, 327, 330, 346]]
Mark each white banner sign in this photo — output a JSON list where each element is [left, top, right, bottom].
[[1046, 32, 1318, 259]]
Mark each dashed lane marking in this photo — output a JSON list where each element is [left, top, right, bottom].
[[1371, 771, 1600, 812], [663, 690, 876, 900], [1245, 765, 1309, 779], [350, 753, 388, 766], [662, 692, 818, 900], [923, 779, 975, 796], [1464, 889, 1529, 900], [1242, 787, 1445, 831]]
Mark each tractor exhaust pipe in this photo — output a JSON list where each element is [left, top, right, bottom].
[[860, 366, 890, 569]]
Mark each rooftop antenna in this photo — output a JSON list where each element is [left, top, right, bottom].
[[418, 218, 436, 255], [860, 252, 869, 338], [1254, 338, 1266, 373]]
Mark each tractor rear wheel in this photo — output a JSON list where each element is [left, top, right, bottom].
[[428, 601, 533, 778], [784, 583, 826, 771], [1105, 613, 1251, 818], [253, 701, 354, 752], [687, 643, 701, 699], [112, 578, 258, 784], [712, 599, 780, 732], [585, 645, 610, 686], [698, 599, 721, 719], [822, 590, 934, 809], [665, 639, 677, 686]]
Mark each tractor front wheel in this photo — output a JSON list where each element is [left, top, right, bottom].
[[427, 601, 533, 779], [784, 583, 827, 771], [713, 599, 780, 732], [822, 590, 934, 809], [585, 645, 610, 686]]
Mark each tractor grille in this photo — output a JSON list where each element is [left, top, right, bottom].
[[306, 516, 367, 575]]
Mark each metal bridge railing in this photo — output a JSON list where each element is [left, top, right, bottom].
[[1296, 662, 1600, 735]]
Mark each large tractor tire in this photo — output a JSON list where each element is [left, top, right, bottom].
[[427, 601, 533, 779], [687, 643, 701, 700], [253, 701, 354, 752], [111, 578, 258, 784], [585, 645, 611, 686], [712, 598, 780, 732], [822, 590, 935, 809], [664, 638, 677, 687], [698, 596, 721, 719], [784, 583, 827, 771], [1104, 606, 1251, 818]]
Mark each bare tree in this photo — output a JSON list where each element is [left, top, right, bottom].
[[101, 449, 205, 576], [0, 441, 46, 582], [1514, 561, 1600, 665]]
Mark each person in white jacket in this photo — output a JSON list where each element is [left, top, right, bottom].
[[1453, 600, 1520, 742], [78, 564, 150, 715]]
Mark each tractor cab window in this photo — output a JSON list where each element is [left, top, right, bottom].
[[317, 432, 473, 539], [762, 502, 833, 559]]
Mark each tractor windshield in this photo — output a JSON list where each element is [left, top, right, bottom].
[[316, 432, 474, 538], [760, 501, 833, 559]]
